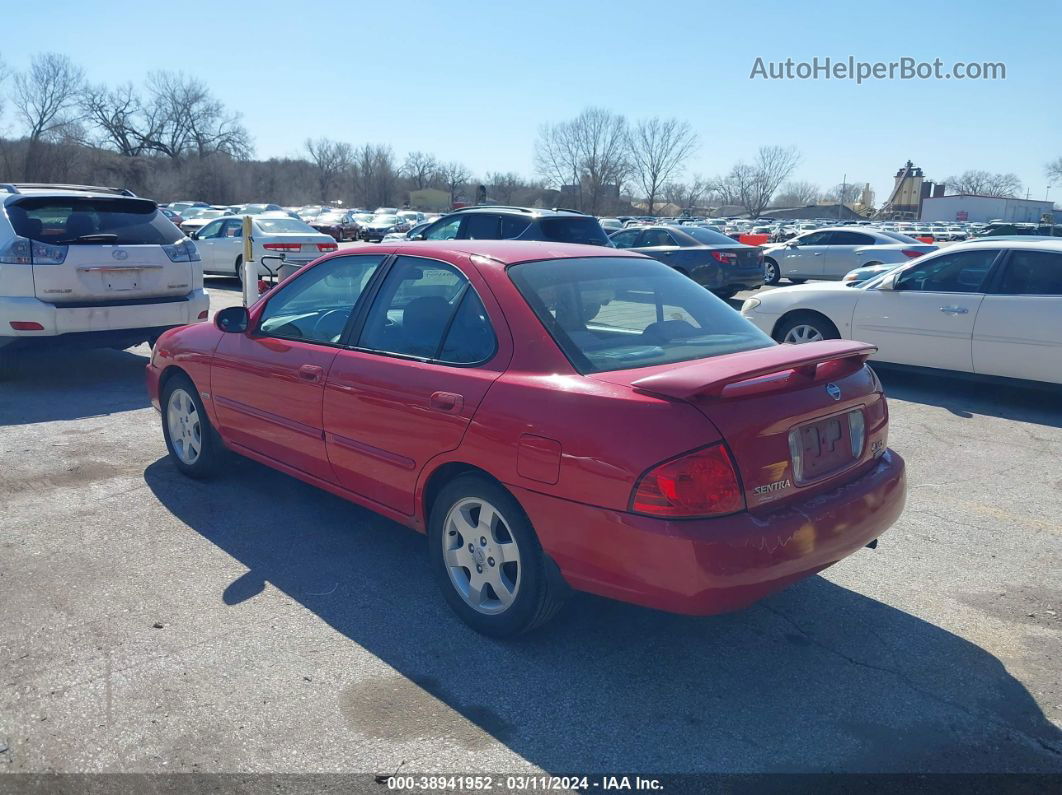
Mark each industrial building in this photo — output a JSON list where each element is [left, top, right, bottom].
[[920, 194, 1056, 223]]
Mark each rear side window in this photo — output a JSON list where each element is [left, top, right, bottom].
[[461, 213, 501, 239], [538, 217, 610, 246], [509, 256, 772, 374], [8, 197, 182, 245], [683, 227, 738, 246], [830, 231, 875, 245], [358, 256, 470, 359], [997, 251, 1062, 295], [500, 215, 532, 239]]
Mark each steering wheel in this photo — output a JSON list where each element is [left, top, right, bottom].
[[311, 308, 351, 343]]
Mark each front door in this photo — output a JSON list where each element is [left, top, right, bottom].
[[780, 230, 834, 279], [851, 248, 1002, 371], [323, 255, 508, 515], [211, 253, 387, 481]]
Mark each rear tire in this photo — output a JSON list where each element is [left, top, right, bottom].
[[787, 278, 806, 285], [234, 255, 244, 287], [713, 288, 738, 301], [161, 372, 225, 479], [429, 475, 568, 637], [774, 312, 840, 345], [763, 258, 780, 285]]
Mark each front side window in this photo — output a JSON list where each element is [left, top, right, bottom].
[[997, 250, 1062, 295], [509, 256, 773, 374], [895, 249, 999, 293], [425, 215, 462, 240], [609, 229, 640, 248], [198, 220, 224, 239], [258, 254, 385, 343], [795, 230, 833, 246], [358, 256, 480, 360]]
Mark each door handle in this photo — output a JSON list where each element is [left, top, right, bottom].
[[298, 364, 324, 382], [430, 391, 464, 414], [939, 306, 969, 314]]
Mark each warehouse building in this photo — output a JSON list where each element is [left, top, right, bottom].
[[920, 194, 1055, 223]]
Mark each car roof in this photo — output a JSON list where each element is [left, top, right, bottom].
[[446, 206, 586, 218], [954, 237, 1062, 249], [359, 240, 644, 266]]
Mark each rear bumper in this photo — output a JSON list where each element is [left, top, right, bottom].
[[513, 449, 906, 615], [0, 290, 209, 349], [690, 265, 764, 292]]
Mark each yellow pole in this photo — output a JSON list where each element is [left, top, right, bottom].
[[241, 215, 255, 307]]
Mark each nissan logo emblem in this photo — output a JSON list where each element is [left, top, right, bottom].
[[112, 249, 129, 260], [826, 383, 842, 401]]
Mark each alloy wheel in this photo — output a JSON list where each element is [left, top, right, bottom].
[[166, 388, 202, 465], [441, 497, 521, 615], [783, 324, 825, 344]]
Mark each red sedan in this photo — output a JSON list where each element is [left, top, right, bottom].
[[146, 241, 906, 637]]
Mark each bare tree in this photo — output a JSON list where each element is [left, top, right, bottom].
[[535, 107, 629, 214], [1047, 157, 1062, 185], [629, 117, 697, 215], [663, 176, 707, 214], [440, 161, 471, 206], [305, 138, 353, 201], [487, 171, 521, 205], [0, 55, 7, 122], [945, 170, 1022, 198], [824, 181, 862, 205], [728, 145, 801, 216], [135, 72, 250, 160], [11, 52, 84, 142], [771, 180, 820, 208], [80, 83, 151, 157], [402, 151, 438, 190], [354, 144, 399, 208]]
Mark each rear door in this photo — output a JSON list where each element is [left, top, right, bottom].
[[631, 228, 681, 264], [11, 196, 194, 304], [824, 230, 876, 278], [973, 248, 1062, 383], [851, 248, 1001, 371], [323, 254, 509, 514]]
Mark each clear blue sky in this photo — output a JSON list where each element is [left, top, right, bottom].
[[3, 0, 1060, 203]]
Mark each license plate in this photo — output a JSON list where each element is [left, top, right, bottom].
[[105, 269, 140, 291], [789, 413, 856, 482]]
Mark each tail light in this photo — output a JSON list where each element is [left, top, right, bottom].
[[317, 243, 338, 252], [631, 443, 745, 518], [901, 249, 925, 258], [162, 239, 201, 262], [710, 251, 738, 264], [257, 279, 272, 295], [0, 236, 67, 265], [263, 242, 301, 252]]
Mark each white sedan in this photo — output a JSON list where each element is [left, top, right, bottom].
[[190, 213, 338, 281], [741, 239, 1062, 385], [761, 227, 937, 285]]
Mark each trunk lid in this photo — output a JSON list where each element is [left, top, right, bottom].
[[593, 340, 889, 512], [35, 244, 193, 303]]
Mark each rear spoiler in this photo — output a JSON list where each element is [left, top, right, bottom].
[[631, 340, 877, 400]]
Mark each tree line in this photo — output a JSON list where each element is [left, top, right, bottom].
[[0, 53, 1056, 213]]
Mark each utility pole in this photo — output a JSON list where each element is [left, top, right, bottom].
[[839, 173, 846, 220]]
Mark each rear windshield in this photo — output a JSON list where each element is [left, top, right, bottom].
[[682, 226, 739, 245], [8, 197, 182, 245], [509, 257, 773, 374], [538, 217, 611, 246], [255, 218, 314, 234]]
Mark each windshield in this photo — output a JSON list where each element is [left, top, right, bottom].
[[682, 227, 738, 246], [539, 217, 611, 246], [372, 215, 399, 224], [8, 197, 183, 245], [509, 256, 773, 374], [255, 218, 315, 234]]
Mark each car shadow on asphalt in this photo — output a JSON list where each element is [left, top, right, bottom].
[[874, 366, 1062, 429], [1, 347, 151, 426], [144, 455, 1062, 773]]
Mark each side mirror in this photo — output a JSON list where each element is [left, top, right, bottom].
[[876, 272, 900, 291], [189, 230, 199, 240], [215, 305, 249, 333]]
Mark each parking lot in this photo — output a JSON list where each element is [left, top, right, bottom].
[[2, 264, 1061, 775]]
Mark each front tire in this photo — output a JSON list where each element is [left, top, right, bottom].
[[429, 475, 568, 637], [774, 312, 840, 345], [161, 373, 225, 478], [764, 258, 780, 285]]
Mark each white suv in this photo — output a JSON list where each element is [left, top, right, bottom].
[[0, 183, 209, 377]]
